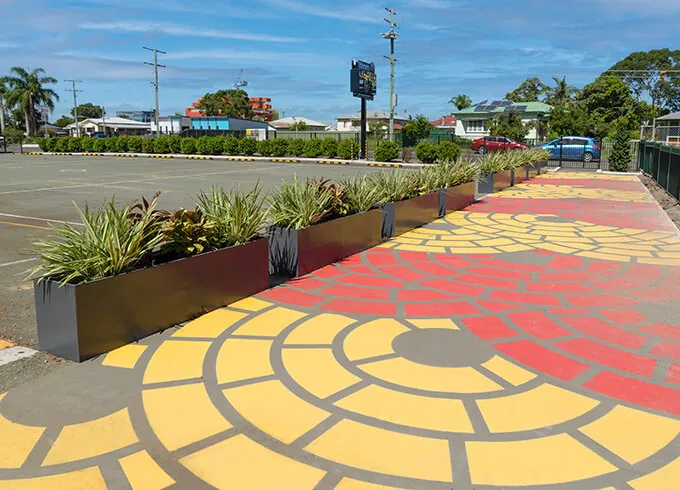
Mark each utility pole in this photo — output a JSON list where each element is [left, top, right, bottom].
[[143, 46, 166, 137], [382, 7, 399, 142], [64, 80, 83, 137]]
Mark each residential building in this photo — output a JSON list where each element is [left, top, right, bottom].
[[116, 110, 155, 123], [451, 101, 552, 140], [185, 97, 274, 121], [336, 110, 409, 131], [151, 116, 191, 135], [66, 117, 151, 136], [656, 111, 680, 146], [270, 116, 327, 131], [430, 116, 457, 131]]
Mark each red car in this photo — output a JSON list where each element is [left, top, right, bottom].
[[471, 136, 527, 154]]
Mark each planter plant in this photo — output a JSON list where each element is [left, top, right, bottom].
[[268, 176, 381, 278], [30, 188, 269, 362]]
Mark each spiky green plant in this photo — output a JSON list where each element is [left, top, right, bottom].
[[28, 198, 164, 285], [340, 174, 380, 214], [477, 152, 510, 175], [268, 177, 334, 229], [196, 185, 268, 247], [371, 171, 420, 204]]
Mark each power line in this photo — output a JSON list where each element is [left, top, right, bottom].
[[143, 46, 166, 137], [64, 80, 83, 137], [382, 7, 399, 142]]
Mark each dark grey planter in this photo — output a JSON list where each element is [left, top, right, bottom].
[[381, 191, 440, 240], [477, 170, 513, 195], [443, 181, 476, 214], [34, 238, 270, 362], [528, 160, 548, 179], [512, 167, 528, 186], [269, 209, 382, 278]]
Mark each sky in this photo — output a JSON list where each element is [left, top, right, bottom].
[[0, 0, 678, 124]]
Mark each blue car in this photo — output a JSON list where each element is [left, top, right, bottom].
[[541, 137, 600, 162]]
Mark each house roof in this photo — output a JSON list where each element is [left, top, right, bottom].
[[430, 116, 457, 126], [270, 116, 327, 128], [66, 117, 151, 128], [453, 101, 552, 118], [657, 111, 680, 121], [337, 110, 408, 122]]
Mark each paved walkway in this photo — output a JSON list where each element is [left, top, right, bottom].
[[1, 171, 680, 489]]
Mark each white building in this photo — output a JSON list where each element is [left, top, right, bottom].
[[270, 116, 327, 131], [451, 101, 552, 141], [67, 117, 151, 137], [151, 116, 191, 135], [336, 110, 408, 131], [656, 111, 680, 146]]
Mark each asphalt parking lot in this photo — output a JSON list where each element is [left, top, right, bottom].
[[0, 153, 386, 390]]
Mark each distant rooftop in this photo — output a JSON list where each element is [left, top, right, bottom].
[[657, 111, 680, 121], [453, 100, 552, 117], [337, 110, 409, 122]]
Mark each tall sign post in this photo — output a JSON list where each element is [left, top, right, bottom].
[[350, 60, 377, 159]]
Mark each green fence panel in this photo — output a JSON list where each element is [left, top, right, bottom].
[[658, 148, 670, 190], [668, 151, 680, 200]]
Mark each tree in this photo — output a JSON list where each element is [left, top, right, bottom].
[[545, 77, 579, 106], [610, 118, 631, 172], [0, 77, 8, 133], [173, 112, 183, 117], [196, 89, 253, 119], [505, 77, 547, 102], [449, 94, 472, 111], [579, 76, 637, 138], [4, 67, 59, 136], [607, 49, 680, 114], [54, 115, 74, 127], [548, 103, 590, 139], [119, 114, 131, 119], [400, 114, 431, 146], [368, 120, 387, 138], [488, 111, 530, 141], [71, 102, 103, 121], [288, 120, 309, 131], [270, 109, 280, 121]]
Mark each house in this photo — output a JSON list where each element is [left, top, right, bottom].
[[270, 116, 327, 131], [430, 116, 457, 131], [336, 110, 409, 131], [151, 116, 191, 135], [451, 101, 552, 140], [67, 117, 151, 136], [656, 111, 680, 146]]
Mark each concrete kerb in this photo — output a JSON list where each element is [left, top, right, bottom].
[[23, 152, 427, 169]]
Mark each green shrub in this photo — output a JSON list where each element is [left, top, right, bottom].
[[610, 121, 630, 172], [154, 136, 171, 154], [196, 136, 211, 155], [142, 138, 154, 154], [437, 141, 460, 163], [37, 138, 50, 151], [338, 139, 358, 160], [268, 177, 334, 229], [116, 136, 129, 152], [158, 209, 215, 258], [168, 135, 182, 154], [128, 136, 143, 153], [267, 138, 287, 157], [81, 137, 95, 152], [303, 139, 323, 158], [105, 136, 119, 152], [28, 198, 164, 285], [181, 137, 197, 154], [257, 139, 273, 157], [67, 137, 83, 152], [322, 138, 339, 158], [223, 137, 239, 155], [287, 138, 306, 157], [43, 138, 58, 152], [340, 174, 380, 214], [54, 137, 69, 152], [374, 141, 401, 162], [239, 137, 257, 156], [416, 142, 438, 163], [212, 137, 225, 155]]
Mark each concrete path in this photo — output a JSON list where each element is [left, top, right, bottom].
[[1, 171, 680, 489]]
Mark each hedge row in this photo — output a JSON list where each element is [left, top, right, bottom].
[[415, 141, 461, 164], [38, 136, 360, 159]]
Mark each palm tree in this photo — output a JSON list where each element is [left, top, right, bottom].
[[5, 67, 59, 136], [0, 77, 8, 133], [448, 94, 472, 111], [546, 77, 579, 106]]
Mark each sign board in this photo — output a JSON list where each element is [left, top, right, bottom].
[[350, 60, 377, 100]]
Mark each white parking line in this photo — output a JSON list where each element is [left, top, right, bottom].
[[0, 213, 82, 226], [0, 163, 305, 196], [0, 258, 38, 269], [0, 346, 39, 367]]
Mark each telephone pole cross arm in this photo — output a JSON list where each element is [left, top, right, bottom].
[[382, 7, 399, 142], [64, 80, 83, 137], [143, 46, 167, 137]]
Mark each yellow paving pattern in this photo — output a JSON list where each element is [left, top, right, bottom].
[[382, 211, 680, 264], [498, 183, 652, 202]]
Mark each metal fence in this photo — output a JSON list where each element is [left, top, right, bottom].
[[639, 141, 680, 201], [545, 140, 639, 171]]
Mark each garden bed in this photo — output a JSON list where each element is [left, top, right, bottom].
[[382, 191, 440, 239]]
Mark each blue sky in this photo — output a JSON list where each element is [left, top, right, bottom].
[[1, 0, 678, 124]]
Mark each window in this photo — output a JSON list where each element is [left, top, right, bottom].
[[466, 120, 484, 132]]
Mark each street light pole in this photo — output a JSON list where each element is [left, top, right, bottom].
[[143, 46, 166, 138], [382, 7, 399, 142], [64, 80, 83, 137]]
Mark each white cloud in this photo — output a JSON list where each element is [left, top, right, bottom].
[[80, 21, 307, 43], [263, 0, 384, 23]]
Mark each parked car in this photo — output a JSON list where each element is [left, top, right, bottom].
[[472, 136, 527, 154], [540, 137, 600, 162], [92, 132, 108, 139]]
